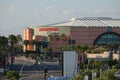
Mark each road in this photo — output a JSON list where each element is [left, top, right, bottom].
[[8, 57, 62, 80], [20, 71, 62, 80]]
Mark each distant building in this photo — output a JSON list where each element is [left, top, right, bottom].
[[86, 52, 118, 63], [23, 17, 120, 52]]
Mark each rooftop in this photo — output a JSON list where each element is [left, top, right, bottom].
[[44, 17, 120, 27]]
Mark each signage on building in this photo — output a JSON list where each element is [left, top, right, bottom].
[[39, 27, 59, 31]]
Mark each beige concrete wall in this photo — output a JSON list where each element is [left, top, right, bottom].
[[86, 52, 118, 60]]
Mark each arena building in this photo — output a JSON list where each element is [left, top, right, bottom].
[[23, 17, 120, 52]]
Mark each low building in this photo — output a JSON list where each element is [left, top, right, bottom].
[[86, 52, 119, 63]]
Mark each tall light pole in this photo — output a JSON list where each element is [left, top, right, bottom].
[[118, 50, 120, 66], [19, 57, 32, 80]]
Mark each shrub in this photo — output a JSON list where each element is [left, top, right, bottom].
[[6, 71, 20, 80], [71, 75, 84, 80], [95, 69, 120, 80]]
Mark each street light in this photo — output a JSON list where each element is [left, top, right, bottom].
[[19, 57, 31, 80]]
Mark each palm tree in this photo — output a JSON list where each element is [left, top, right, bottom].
[[61, 34, 67, 41], [8, 34, 17, 69], [16, 35, 22, 41], [36, 41, 42, 51], [29, 40, 42, 64], [54, 33, 60, 41], [74, 44, 88, 69], [8, 34, 17, 50], [0, 36, 8, 68], [16, 34, 22, 53], [48, 35, 53, 41], [80, 45, 88, 63], [29, 40, 36, 50], [29, 40, 41, 51], [23, 40, 29, 51]]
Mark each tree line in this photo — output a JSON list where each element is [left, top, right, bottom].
[[0, 34, 22, 69]]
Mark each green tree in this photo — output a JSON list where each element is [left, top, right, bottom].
[[74, 45, 88, 69], [0, 36, 8, 68], [54, 33, 60, 41], [16, 34, 22, 53], [23, 40, 29, 51], [88, 60, 103, 70], [61, 34, 67, 41], [107, 59, 118, 69], [8, 34, 17, 69], [95, 69, 120, 80], [71, 69, 92, 80], [107, 42, 119, 51], [48, 35, 53, 41], [36, 41, 42, 51], [29, 40, 42, 63], [29, 40, 36, 50], [16, 35, 22, 43]]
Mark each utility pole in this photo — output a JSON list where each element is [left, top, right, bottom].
[[118, 50, 120, 66]]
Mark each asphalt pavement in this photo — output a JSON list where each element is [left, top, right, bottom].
[[7, 57, 62, 80]]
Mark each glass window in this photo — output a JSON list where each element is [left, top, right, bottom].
[[94, 33, 120, 45], [107, 27, 112, 32]]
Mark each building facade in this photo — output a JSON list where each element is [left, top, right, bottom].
[[23, 17, 120, 52]]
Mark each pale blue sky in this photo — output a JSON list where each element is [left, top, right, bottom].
[[0, 0, 120, 37]]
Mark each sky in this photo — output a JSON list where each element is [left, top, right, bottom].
[[0, 0, 120, 37]]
